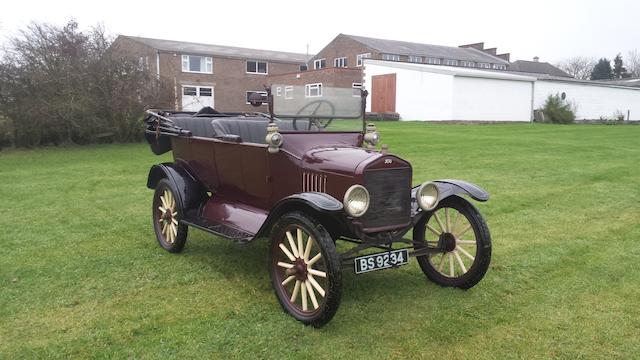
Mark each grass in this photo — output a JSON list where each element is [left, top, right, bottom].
[[1, 123, 639, 359]]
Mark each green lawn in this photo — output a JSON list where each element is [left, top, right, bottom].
[[1, 123, 639, 359]]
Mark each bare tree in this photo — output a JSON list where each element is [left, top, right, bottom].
[[556, 56, 597, 80], [626, 49, 640, 77]]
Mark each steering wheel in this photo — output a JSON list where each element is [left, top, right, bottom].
[[293, 100, 336, 131]]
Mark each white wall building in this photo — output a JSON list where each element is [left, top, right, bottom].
[[363, 59, 640, 121], [533, 80, 640, 120]]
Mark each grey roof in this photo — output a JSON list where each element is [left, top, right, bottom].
[[122, 36, 311, 64], [594, 78, 640, 88], [342, 34, 509, 65], [502, 71, 640, 89], [508, 60, 572, 78]]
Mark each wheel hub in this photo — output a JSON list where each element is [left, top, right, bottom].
[[293, 259, 308, 281], [439, 232, 457, 252]]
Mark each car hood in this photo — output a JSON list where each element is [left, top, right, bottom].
[[301, 146, 383, 177]]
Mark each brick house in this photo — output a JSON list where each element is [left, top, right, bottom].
[[111, 36, 311, 112], [310, 34, 511, 72]]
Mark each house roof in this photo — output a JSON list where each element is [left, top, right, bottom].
[[364, 59, 536, 82], [594, 78, 640, 88], [508, 60, 572, 77], [500, 71, 640, 89], [366, 59, 640, 90], [342, 34, 509, 65], [120, 36, 312, 64]]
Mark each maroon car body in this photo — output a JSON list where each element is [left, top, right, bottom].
[[144, 87, 492, 327]]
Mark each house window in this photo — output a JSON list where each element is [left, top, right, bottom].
[[284, 86, 294, 99], [477, 63, 491, 69], [246, 91, 268, 105], [314, 59, 326, 70], [444, 59, 458, 66], [426, 57, 441, 65], [356, 53, 371, 66], [305, 83, 323, 97], [352, 83, 362, 97], [276, 87, 282, 97], [300, 64, 308, 71], [408, 56, 423, 63], [138, 56, 149, 70], [183, 86, 212, 97], [492, 64, 506, 70], [460, 61, 475, 68], [181, 55, 213, 73], [246, 60, 268, 74], [382, 53, 401, 61], [334, 57, 347, 68]]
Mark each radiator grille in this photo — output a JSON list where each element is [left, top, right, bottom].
[[302, 172, 327, 193], [360, 168, 411, 229]]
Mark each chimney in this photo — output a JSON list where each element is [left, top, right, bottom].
[[497, 53, 511, 62], [533, 56, 539, 62], [483, 48, 497, 55], [459, 42, 485, 50]]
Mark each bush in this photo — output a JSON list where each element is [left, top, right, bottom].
[[598, 110, 627, 124], [540, 94, 576, 124], [0, 116, 14, 150], [0, 20, 172, 148], [614, 110, 627, 121]]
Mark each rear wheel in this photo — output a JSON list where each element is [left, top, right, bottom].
[[414, 196, 491, 289], [152, 179, 188, 253], [268, 212, 342, 327]]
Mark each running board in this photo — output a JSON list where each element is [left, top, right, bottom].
[[181, 219, 254, 244]]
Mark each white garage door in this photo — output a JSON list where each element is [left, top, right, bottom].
[[182, 85, 214, 111]]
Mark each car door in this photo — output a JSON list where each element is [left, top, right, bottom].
[[213, 141, 271, 209]]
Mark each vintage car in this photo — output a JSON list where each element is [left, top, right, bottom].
[[144, 85, 492, 327]]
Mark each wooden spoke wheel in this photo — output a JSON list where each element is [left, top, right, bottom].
[[152, 179, 188, 253], [269, 212, 342, 327], [414, 195, 491, 289]]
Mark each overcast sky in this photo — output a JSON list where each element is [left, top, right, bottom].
[[1, 0, 638, 64]]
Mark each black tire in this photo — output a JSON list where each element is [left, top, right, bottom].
[[413, 195, 491, 289], [268, 211, 342, 327], [152, 178, 188, 253]]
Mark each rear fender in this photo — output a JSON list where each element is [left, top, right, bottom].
[[256, 192, 345, 239], [147, 163, 205, 212]]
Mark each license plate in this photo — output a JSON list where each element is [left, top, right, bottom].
[[354, 249, 409, 274]]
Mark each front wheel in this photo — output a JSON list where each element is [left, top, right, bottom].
[[414, 195, 491, 289], [268, 212, 342, 327]]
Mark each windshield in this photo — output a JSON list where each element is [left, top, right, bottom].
[[271, 84, 364, 132]]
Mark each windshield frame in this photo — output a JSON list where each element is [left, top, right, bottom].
[[267, 85, 368, 133]]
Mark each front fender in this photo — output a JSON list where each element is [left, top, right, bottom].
[[412, 179, 489, 203], [256, 192, 344, 238], [147, 163, 205, 212]]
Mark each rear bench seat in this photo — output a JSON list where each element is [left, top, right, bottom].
[[170, 116, 300, 144], [169, 116, 217, 138], [169, 116, 270, 144], [211, 119, 269, 144]]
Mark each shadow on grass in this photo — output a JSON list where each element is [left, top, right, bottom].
[[178, 228, 440, 314]]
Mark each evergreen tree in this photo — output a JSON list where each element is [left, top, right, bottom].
[[590, 58, 614, 80], [613, 53, 629, 78]]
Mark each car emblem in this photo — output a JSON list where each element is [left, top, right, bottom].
[[384, 159, 392, 164]]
